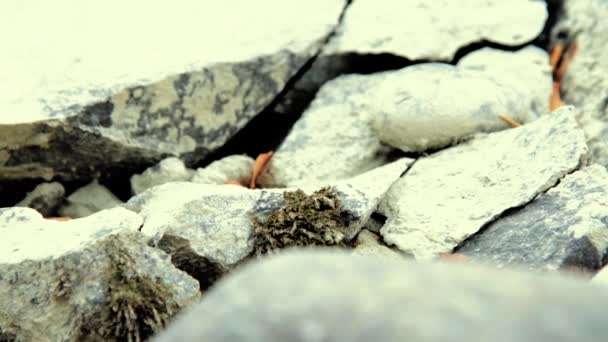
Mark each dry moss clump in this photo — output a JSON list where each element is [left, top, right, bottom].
[[253, 187, 354, 255]]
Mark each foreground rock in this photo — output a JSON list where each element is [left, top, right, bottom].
[[458, 165, 608, 272], [0, 207, 199, 342], [126, 158, 410, 268], [0, 0, 345, 181], [15, 181, 65, 216], [260, 47, 550, 186], [153, 249, 607, 342], [379, 106, 587, 259], [552, 0, 608, 167], [325, 0, 547, 60]]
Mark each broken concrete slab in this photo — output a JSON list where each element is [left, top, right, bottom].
[[0, 0, 345, 181], [58, 180, 123, 218], [191, 155, 254, 186], [379, 106, 587, 260], [152, 249, 608, 342], [131, 157, 193, 195], [0, 207, 200, 341], [324, 0, 547, 60], [552, 0, 608, 168], [15, 181, 65, 217], [457, 165, 608, 272]]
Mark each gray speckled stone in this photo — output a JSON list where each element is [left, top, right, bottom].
[[552, 0, 608, 168], [152, 249, 608, 342], [15, 181, 65, 217], [0, 207, 199, 342], [379, 106, 587, 260], [130, 157, 193, 195], [58, 180, 123, 218], [0, 0, 345, 181], [324, 0, 547, 60], [458, 165, 608, 272], [191, 155, 254, 185]]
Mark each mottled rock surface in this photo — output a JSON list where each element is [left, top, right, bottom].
[[131, 157, 193, 195], [153, 249, 607, 342], [0, 207, 200, 342], [379, 106, 587, 259], [458, 165, 608, 272], [15, 181, 65, 217], [0, 0, 345, 181], [58, 180, 123, 218], [325, 0, 547, 60]]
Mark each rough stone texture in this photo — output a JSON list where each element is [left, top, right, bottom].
[[127, 159, 409, 267], [371, 46, 552, 152], [58, 180, 123, 218], [15, 181, 65, 217], [131, 157, 193, 195], [552, 0, 608, 168], [0, 207, 200, 341], [379, 106, 587, 260], [153, 249, 608, 342], [457, 165, 608, 272], [0, 0, 345, 181], [191, 155, 254, 185], [324, 0, 547, 60], [352, 230, 405, 260]]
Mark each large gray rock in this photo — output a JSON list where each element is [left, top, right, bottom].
[[0, 207, 199, 342], [152, 249, 608, 342], [458, 165, 608, 272], [0, 0, 345, 181], [552, 0, 608, 167], [324, 0, 547, 60], [15, 181, 65, 217], [379, 106, 587, 260]]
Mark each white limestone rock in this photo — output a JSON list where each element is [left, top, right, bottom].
[[131, 157, 193, 195], [0, 207, 200, 341], [325, 0, 547, 60], [0, 0, 345, 181], [59, 180, 123, 218], [191, 155, 254, 185], [15, 181, 65, 217], [379, 106, 587, 260]]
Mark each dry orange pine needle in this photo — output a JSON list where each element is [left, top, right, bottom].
[[555, 41, 577, 81], [498, 114, 522, 127], [439, 253, 468, 263], [224, 180, 244, 186], [46, 217, 72, 221], [550, 81, 565, 111], [249, 151, 273, 189], [549, 44, 564, 69]]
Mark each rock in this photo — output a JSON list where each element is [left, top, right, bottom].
[[352, 230, 405, 260], [126, 159, 409, 267], [58, 180, 122, 218], [131, 157, 193, 195], [552, 0, 608, 168], [324, 0, 547, 60], [457, 165, 608, 272], [371, 46, 552, 152], [191, 155, 254, 185], [593, 267, 608, 285], [379, 106, 587, 260], [152, 249, 608, 342], [0, 0, 345, 181], [0, 207, 200, 341], [15, 181, 65, 217]]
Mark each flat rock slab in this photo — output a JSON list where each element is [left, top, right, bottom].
[[126, 158, 410, 268], [379, 106, 587, 260], [0, 207, 199, 341], [324, 0, 547, 60], [457, 165, 608, 272], [0, 0, 344, 181], [552, 0, 608, 168], [153, 249, 608, 342]]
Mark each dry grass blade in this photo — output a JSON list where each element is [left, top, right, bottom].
[[249, 151, 273, 189], [498, 114, 521, 127], [550, 81, 565, 111]]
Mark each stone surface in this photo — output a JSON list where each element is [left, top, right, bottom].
[[131, 157, 193, 195], [153, 249, 608, 342], [593, 266, 608, 285], [457, 165, 608, 272], [0, 207, 200, 341], [324, 0, 547, 60], [371, 46, 552, 152], [191, 155, 254, 185], [126, 159, 409, 267], [379, 106, 587, 260], [58, 180, 123, 218], [352, 230, 405, 260], [552, 0, 608, 168], [15, 181, 65, 217], [0, 0, 345, 181]]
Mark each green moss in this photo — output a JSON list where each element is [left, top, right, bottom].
[[253, 187, 354, 255]]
